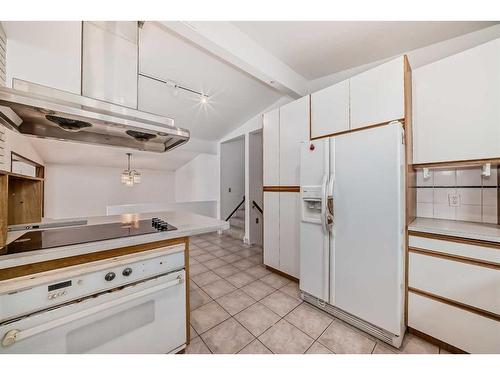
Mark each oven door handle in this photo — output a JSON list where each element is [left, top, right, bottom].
[[1, 275, 184, 348]]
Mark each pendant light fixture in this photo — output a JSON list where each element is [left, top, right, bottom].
[[121, 153, 141, 187]]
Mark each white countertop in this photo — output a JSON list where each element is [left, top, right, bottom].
[[409, 217, 500, 243], [1, 211, 229, 269]]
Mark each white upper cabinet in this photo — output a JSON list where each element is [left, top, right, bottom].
[[413, 38, 500, 164], [350, 56, 405, 130], [4, 21, 81, 94], [263, 108, 280, 186], [310, 80, 350, 139], [82, 22, 138, 108], [279, 96, 310, 186]]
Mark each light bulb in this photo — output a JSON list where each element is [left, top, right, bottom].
[[201, 96, 207, 104]]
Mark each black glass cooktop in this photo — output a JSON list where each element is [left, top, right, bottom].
[[1, 218, 177, 255]]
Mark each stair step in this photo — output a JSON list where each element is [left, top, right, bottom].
[[230, 217, 245, 229], [225, 227, 245, 240]]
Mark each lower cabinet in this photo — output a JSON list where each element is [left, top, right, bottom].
[[263, 191, 300, 278], [408, 233, 500, 353]]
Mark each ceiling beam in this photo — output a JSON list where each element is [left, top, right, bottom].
[[157, 21, 308, 99]]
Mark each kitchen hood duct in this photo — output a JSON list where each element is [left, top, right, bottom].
[[0, 79, 190, 152]]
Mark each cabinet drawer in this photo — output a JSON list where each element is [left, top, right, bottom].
[[409, 291, 500, 353], [409, 234, 500, 264], [409, 251, 500, 314]]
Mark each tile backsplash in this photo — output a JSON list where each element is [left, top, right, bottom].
[[416, 166, 498, 224]]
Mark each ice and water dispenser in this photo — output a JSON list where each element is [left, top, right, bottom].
[[301, 186, 323, 224]]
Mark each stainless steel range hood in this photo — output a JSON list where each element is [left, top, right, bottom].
[[0, 79, 190, 153]]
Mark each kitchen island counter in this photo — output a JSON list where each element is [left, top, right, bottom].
[[1, 211, 228, 271]]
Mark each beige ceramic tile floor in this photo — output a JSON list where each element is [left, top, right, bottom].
[[185, 232, 446, 355]]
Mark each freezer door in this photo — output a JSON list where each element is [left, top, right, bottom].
[[299, 140, 330, 301], [331, 124, 405, 335]]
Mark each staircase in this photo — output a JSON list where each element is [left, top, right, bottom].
[[227, 205, 245, 240]]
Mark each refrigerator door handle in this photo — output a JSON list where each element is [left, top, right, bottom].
[[326, 174, 334, 231], [320, 173, 328, 234]]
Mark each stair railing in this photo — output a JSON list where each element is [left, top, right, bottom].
[[225, 196, 245, 221], [252, 200, 263, 215]]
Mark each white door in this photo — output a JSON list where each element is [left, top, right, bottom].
[[263, 108, 280, 186], [331, 124, 405, 335], [279, 192, 300, 278], [413, 38, 500, 163], [279, 96, 310, 186], [299, 139, 330, 300], [310, 80, 350, 139], [263, 192, 280, 269], [349, 57, 405, 130]]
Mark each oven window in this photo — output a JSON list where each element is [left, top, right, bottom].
[[66, 300, 155, 353]]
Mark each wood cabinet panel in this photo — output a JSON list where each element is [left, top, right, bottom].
[[263, 192, 280, 269], [263, 108, 280, 186]]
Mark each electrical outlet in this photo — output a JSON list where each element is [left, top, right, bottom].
[[448, 193, 460, 207], [228, 187, 231, 193], [256, 218, 259, 224]]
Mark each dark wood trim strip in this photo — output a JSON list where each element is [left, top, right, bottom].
[[409, 246, 500, 270], [407, 327, 467, 354], [412, 157, 500, 169], [265, 265, 299, 283], [263, 186, 300, 192], [0, 237, 188, 281], [184, 237, 190, 345], [408, 288, 500, 322], [310, 118, 405, 141], [408, 230, 500, 250]]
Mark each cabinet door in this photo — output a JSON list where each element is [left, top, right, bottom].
[[263, 192, 280, 269], [350, 56, 405, 130], [263, 108, 280, 186], [413, 38, 500, 164], [310, 80, 350, 139], [279, 96, 310, 186], [279, 192, 300, 278]]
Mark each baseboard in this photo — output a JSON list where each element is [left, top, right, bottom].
[[265, 265, 299, 283], [407, 327, 467, 354]]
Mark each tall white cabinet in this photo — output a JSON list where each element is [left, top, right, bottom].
[[263, 96, 309, 278], [413, 38, 500, 164]]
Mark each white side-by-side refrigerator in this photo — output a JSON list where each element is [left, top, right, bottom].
[[299, 122, 406, 347]]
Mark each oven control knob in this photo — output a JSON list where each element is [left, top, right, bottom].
[[122, 267, 133, 277], [105, 272, 116, 281]]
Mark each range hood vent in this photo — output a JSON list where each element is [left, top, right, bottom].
[[0, 79, 190, 152]]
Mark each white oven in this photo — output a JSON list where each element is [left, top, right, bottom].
[[0, 246, 187, 354]]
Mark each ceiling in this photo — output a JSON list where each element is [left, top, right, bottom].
[[138, 22, 282, 140], [29, 138, 201, 171], [233, 21, 499, 80]]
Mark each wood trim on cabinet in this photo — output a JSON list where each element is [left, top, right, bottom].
[[409, 246, 500, 269], [412, 157, 500, 170], [408, 288, 500, 322], [408, 230, 500, 250], [309, 118, 405, 141], [0, 237, 188, 281], [403, 55, 415, 327], [265, 264, 299, 283], [263, 186, 300, 192], [184, 237, 190, 345], [407, 327, 467, 354]]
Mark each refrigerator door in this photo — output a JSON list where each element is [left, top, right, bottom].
[[331, 124, 405, 335], [299, 139, 330, 301]]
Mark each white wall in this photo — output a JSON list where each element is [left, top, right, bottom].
[[44, 164, 175, 219], [220, 138, 245, 220], [175, 153, 219, 203], [3, 21, 81, 93], [0, 127, 44, 172]]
